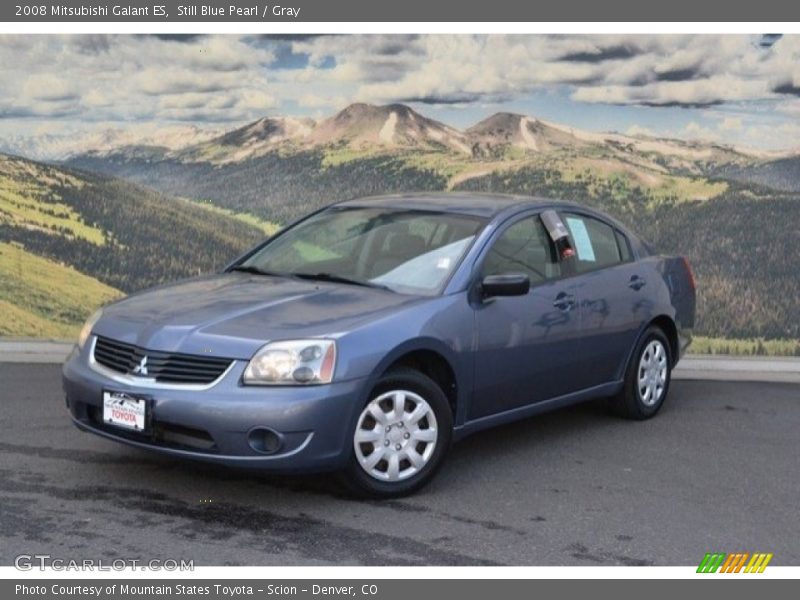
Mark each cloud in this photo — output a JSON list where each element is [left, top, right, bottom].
[[3, 34, 799, 120], [776, 99, 800, 116], [648, 112, 800, 152], [288, 34, 800, 110], [235, 89, 278, 111], [159, 92, 237, 110], [757, 34, 783, 48], [571, 74, 767, 107], [719, 117, 743, 131], [626, 124, 656, 137], [558, 43, 641, 63], [296, 93, 348, 109], [149, 34, 205, 43], [655, 67, 702, 82], [72, 35, 111, 55], [0, 35, 277, 124], [136, 69, 235, 96], [22, 74, 79, 102], [682, 121, 717, 139], [772, 81, 800, 96], [401, 92, 490, 105], [1, 33, 800, 153]]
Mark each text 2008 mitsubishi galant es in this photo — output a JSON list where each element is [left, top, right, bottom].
[[63, 193, 696, 497]]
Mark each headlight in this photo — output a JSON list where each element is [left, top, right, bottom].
[[243, 340, 336, 385], [77, 308, 103, 350]]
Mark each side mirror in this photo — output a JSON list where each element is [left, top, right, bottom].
[[481, 273, 530, 298]]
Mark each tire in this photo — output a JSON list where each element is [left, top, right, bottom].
[[608, 326, 672, 420], [340, 368, 453, 499]]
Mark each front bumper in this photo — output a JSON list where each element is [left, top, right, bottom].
[[62, 344, 367, 472]]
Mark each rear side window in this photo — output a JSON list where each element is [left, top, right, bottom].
[[562, 213, 622, 273], [482, 215, 560, 284]]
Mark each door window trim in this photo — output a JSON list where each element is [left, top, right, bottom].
[[614, 228, 634, 264]]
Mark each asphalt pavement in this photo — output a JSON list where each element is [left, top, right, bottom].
[[1, 363, 798, 566]]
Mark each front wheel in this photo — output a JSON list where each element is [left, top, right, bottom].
[[340, 368, 452, 498], [609, 326, 672, 420]]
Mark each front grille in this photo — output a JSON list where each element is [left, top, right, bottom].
[[93, 336, 233, 385]]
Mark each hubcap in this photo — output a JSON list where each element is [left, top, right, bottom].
[[354, 390, 438, 482], [638, 340, 668, 406]]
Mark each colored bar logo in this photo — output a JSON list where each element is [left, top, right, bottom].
[[697, 552, 773, 573]]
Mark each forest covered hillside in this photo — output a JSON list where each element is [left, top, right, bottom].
[[0, 153, 265, 337]]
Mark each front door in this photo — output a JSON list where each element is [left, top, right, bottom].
[[470, 213, 582, 420]]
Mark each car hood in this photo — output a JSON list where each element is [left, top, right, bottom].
[[93, 273, 425, 359]]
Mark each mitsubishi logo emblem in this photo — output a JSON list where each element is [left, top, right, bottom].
[[132, 355, 149, 376]]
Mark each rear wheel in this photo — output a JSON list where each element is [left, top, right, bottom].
[[341, 368, 452, 498], [609, 326, 672, 420]]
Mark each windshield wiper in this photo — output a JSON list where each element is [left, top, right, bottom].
[[291, 272, 391, 291], [228, 265, 285, 277]]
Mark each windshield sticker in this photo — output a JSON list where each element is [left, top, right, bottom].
[[436, 257, 452, 270], [565, 217, 596, 262]]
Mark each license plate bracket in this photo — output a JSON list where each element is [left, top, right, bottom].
[[102, 391, 151, 433]]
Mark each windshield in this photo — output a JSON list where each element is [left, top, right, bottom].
[[238, 207, 485, 295]]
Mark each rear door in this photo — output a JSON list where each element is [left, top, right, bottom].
[[470, 212, 582, 420], [560, 211, 646, 388]]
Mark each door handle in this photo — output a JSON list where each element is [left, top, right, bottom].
[[553, 292, 575, 311], [629, 275, 646, 291]]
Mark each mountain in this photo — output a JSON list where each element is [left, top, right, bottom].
[[0, 152, 266, 336], [53, 102, 774, 175], [65, 106, 459, 223], [64, 103, 749, 222], [216, 116, 315, 147], [715, 155, 800, 192], [466, 112, 590, 156], [177, 116, 316, 163], [1, 124, 223, 162], [162, 104, 472, 165], [310, 103, 470, 153], [64, 103, 767, 191]]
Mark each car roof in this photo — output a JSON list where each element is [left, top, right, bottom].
[[335, 192, 580, 218]]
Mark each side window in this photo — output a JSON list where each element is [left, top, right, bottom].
[[562, 213, 622, 273], [482, 215, 560, 284]]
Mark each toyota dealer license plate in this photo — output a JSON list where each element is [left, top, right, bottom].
[[102, 391, 147, 431]]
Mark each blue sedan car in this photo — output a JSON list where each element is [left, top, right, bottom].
[[63, 193, 696, 497]]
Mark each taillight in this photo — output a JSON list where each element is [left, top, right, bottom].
[[682, 257, 696, 291]]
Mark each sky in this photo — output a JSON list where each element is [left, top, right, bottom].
[[1, 33, 799, 155]]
